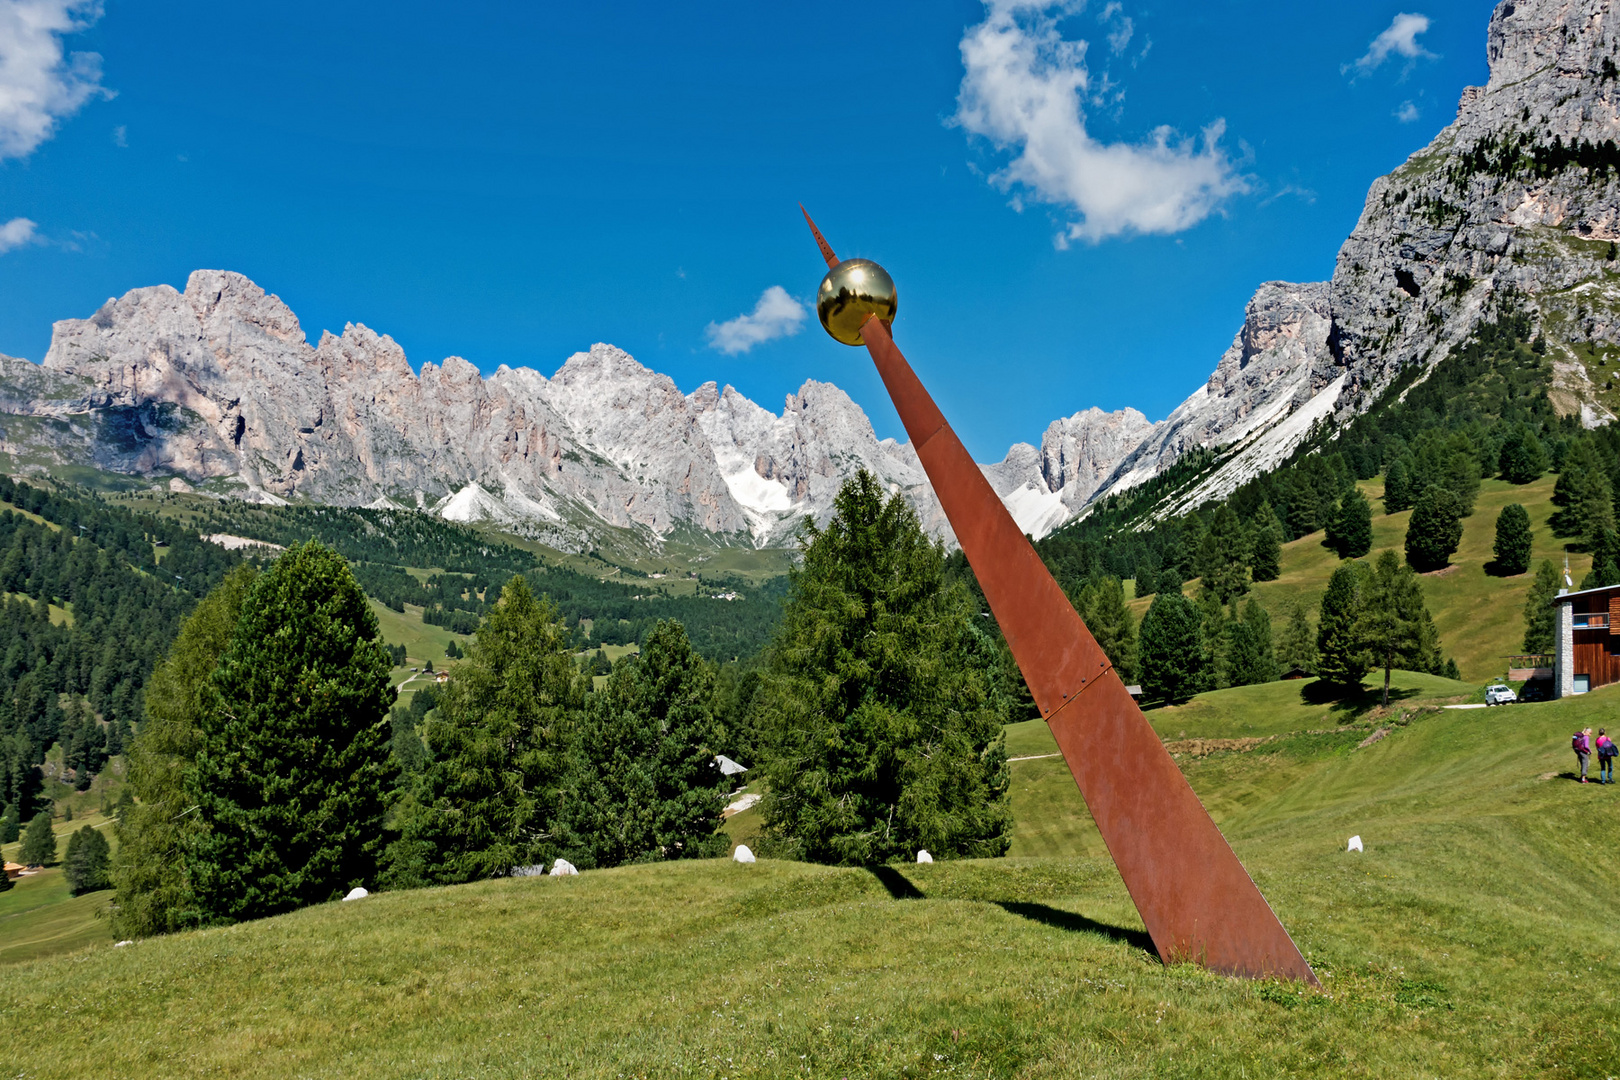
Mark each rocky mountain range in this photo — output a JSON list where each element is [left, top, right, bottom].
[[3, 0, 1617, 550]]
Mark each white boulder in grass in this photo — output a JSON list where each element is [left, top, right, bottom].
[[1347, 835, 1364, 853], [916, 850, 934, 864], [342, 887, 369, 901], [733, 845, 756, 864], [550, 858, 579, 876]]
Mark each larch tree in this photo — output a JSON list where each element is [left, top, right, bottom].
[[184, 542, 397, 923], [1357, 550, 1429, 707], [1197, 505, 1251, 604], [1139, 590, 1211, 704], [63, 825, 111, 895], [391, 575, 582, 885], [113, 563, 257, 938], [1276, 601, 1318, 674], [1249, 503, 1284, 583], [1522, 560, 1561, 655], [18, 811, 55, 866], [1325, 488, 1374, 560], [559, 620, 730, 868], [1498, 423, 1547, 484], [757, 471, 1011, 866], [1072, 576, 1138, 685]]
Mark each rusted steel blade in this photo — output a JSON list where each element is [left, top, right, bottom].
[[856, 313, 1317, 985], [801, 205, 840, 269]]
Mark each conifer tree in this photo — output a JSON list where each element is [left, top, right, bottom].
[[559, 620, 729, 868], [113, 564, 257, 938], [1073, 576, 1138, 684], [1498, 423, 1548, 484], [1550, 437, 1616, 545], [1139, 591, 1211, 703], [1225, 599, 1279, 688], [1523, 560, 1561, 655], [758, 472, 1011, 864], [1442, 448, 1481, 516], [19, 811, 55, 866], [1249, 503, 1284, 583], [0, 802, 18, 845], [1383, 456, 1415, 514], [184, 542, 396, 923], [1581, 527, 1620, 589], [1316, 562, 1369, 692], [1358, 551, 1429, 707], [392, 575, 581, 885], [1276, 601, 1318, 674], [62, 824, 111, 895], [1491, 504, 1533, 576], [1197, 505, 1250, 604], [1405, 485, 1464, 572], [1325, 488, 1374, 559]]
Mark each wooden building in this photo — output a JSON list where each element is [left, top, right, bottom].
[[1552, 583, 1620, 697]]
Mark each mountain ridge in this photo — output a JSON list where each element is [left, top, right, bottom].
[[5, 0, 1618, 548]]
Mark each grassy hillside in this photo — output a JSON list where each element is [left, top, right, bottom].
[[5, 679, 1617, 1078], [1130, 474, 1580, 683]]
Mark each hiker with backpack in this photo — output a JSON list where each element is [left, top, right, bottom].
[[1597, 728, 1618, 785], [1574, 728, 1593, 783]]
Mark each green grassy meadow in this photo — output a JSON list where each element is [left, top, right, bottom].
[[1130, 474, 1581, 683], [6, 677, 1618, 1077]]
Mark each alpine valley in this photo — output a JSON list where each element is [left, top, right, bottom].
[[6, 0, 1620, 555]]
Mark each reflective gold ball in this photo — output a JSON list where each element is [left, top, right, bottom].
[[816, 259, 897, 346]]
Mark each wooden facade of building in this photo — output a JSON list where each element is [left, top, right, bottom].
[[1554, 584, 1620, 696]]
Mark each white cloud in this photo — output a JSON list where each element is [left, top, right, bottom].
[[0, 0, 112, 161], [111, 122, 124, 146], [1394, 100, 1421, 123], [952, 1, 1246, 244], [0, 216, 40, 253], [705, 286, 807, 355], [1349, 13, 1435, 76]]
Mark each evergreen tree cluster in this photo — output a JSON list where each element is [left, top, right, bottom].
[[0, 478, 246, 831], [1314, 554, 1450, 698]]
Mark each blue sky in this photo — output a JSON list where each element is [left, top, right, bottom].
[[0, 1, 1493, 460]]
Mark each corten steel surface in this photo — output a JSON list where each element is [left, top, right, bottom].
[[804, 209, 1317, 984]]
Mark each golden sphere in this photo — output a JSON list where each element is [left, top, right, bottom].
[[816, 259, 897, 346]]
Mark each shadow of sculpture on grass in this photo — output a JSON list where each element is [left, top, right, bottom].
[[994, 901, 1157, 957], [868, 865, 926, 900]]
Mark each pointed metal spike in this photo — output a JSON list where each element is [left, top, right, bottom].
[[801, 205, 840, 269]]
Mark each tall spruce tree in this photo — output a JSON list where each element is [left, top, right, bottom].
[[559, 620, 729, 868], [1358, 551, 1429, 707], [1277, 601, 1318, 674], [113, 563, 257, 938], [391, 575, 581, 885], [184, 542, 396, 923], [1316, 562, 1369, 691], [1324, 488, 1374, 559], [1249, 502, 1284, 582], [1405, 485, 1464, 572], [1492, 504, 1533, 576], [758, 472, 1011, 865], [1523, 560, 1561, 654], [1581, 527, 1620, 589], [1139, 591, 1211, 704]]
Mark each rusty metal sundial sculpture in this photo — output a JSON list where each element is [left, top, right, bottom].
[[802, 208, 1316, 984]]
